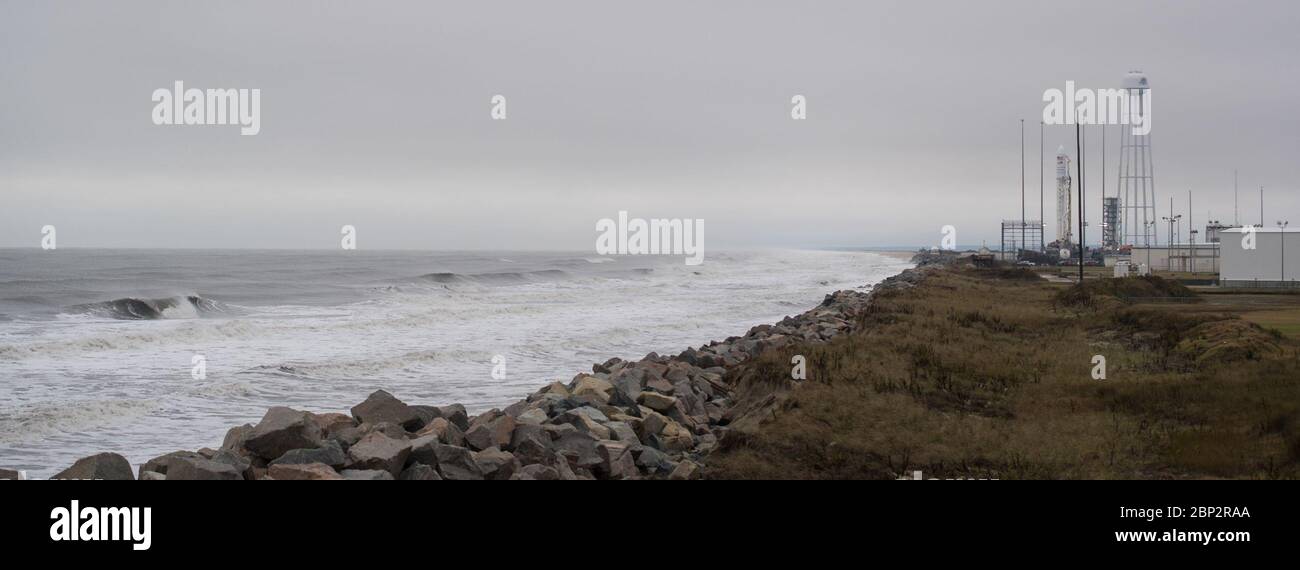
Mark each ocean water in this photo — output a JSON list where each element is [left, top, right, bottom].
[[0, 248, 911, 477]]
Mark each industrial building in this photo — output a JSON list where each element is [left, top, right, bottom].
[[1130, 243, 1221, 274], [1219, 227, 1300, 288]]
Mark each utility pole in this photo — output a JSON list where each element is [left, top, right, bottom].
[[1176, 202, 1182, 247], [1145, 220, 1155, 270], [1162, 200, 1181, 274], [1189, 191, 1197, 275], [1020, 119, 1025, 259], [1281, 220, 1290, 283], [1076, 122, 1084, 281]]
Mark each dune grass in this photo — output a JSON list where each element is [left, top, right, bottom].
[[708, 266, 1300, 479]]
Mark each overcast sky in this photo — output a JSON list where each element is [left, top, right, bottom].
[[2, 0, 1297, 250]]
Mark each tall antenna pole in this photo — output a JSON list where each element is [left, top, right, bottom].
[[1076, 122, 1084, 281], [1234, 169, 1239, 226], [1040, 121, 1045, 253], [1020, 119, 1026, 258], [1189, 191, 1196, 275], [1261, 186, 1265, 227], [1171, 197, 1175, 249]]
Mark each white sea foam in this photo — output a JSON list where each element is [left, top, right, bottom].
[[0, 249, 912, 477]]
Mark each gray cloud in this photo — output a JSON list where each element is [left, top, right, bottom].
[[2, 0, 1297, 249]]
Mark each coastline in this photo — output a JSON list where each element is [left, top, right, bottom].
[[13, 251, 922, 481]]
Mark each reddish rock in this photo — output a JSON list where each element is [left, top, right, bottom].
[[268, 462, 343, 480]]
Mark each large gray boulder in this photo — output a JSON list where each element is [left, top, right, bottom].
[[437, 404, 470, 431], [399, 464, 442, 481], [350, 390, 419, 430], [210, 449, 254, 479], [514, 407, 548, 425], [244, 407, 324, 461], [464, 414, 516, 451], [410, 405, 442, 430], [138, 450, 204, 479], [220, 423, 254, 454], [669, 460, 702, 480], [340, 469, 395, 480], [556, 408, 611, 439], [637, 392, 677, 413], [609, 367, 647, 403], [508, 424, 552, 463], [414, 417, 465, 447], [431, 444, 483, 481], [553, 431, 602, 470], [472, 447, 518, 481], [310, 412, 356, 437], [595, 441, 637, 480], [270, 440, 347, 469], [514, 464, 559, 480], [326, 425, 364, 451], [165, 457, 243, 480], [633, 446, 673, 475], [268, 462, 343, 480], [52, 453, 134, 480], [406, 435, 441, 467], [346, 432, 411, 477], [359, 421, 409, 440], [604, 421, 641, 446]]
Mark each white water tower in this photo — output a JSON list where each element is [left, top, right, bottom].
[[1117, 70, 1156, 247]]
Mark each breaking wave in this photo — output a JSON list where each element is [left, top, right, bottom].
[[0, 319, 261, 361], [416, 269, 570, 285], [0, 398, 159, 444], [243, 348, 491, 379], [67, 295, 232, 320]]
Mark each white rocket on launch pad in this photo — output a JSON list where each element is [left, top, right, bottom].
[[1056, 145, 1073, 247]]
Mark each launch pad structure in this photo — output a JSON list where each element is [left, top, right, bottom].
[[1001, 220, 1044, 259]]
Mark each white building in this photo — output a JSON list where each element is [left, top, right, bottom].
[[1219, 227, 1300, 287], [1130, 244, 1221, 274]]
